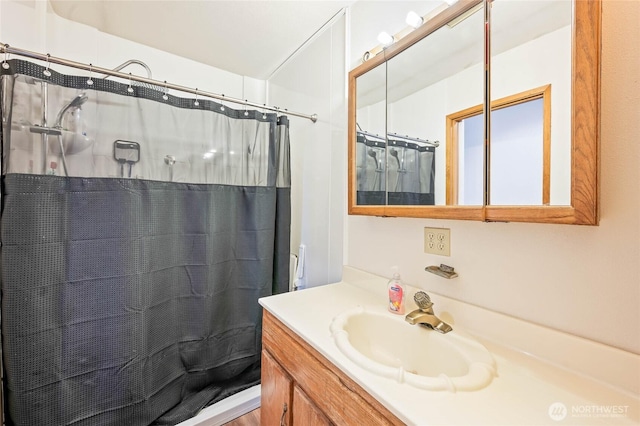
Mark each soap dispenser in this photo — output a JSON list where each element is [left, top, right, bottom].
[[387, 267, 405, 315]]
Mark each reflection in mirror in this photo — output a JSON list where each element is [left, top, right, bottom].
[[355, 63, 386, 205], [386, 134, 437, 205], [385, 2, 484, 206], [490, 87, 550, 205], [490, 0, 572, 206], [447, 110, 484, 205], [448, 85, 551, 205]]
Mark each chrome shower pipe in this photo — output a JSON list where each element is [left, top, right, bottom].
[[0, 43, 318, 123], [41, 81, 48, 174], [103, 59, 153, 80]]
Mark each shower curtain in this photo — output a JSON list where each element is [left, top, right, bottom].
[[0, 59, 291, 425], [356, 132, 436, 205]]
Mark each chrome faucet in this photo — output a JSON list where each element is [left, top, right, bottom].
[[405, 291, 453, 334]]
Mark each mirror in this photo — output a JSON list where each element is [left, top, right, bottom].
[[386, 1, 484, 206], [489, 0, 572, 206], [355, 63, 386, 205], [348, 0, 600, 224]]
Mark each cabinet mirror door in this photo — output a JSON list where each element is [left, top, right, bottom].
[[488, 0, 572, 206], [355, 62, 387, 206], [386, 1, 485, 207]]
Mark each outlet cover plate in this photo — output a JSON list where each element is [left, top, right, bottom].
[[424, 227, 451, 256]]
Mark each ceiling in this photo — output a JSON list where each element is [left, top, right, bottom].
[[48, 0, 353, 80]]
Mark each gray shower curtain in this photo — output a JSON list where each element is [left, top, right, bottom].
[[356, 132, 436, 205], [0, 59, 290, 425]]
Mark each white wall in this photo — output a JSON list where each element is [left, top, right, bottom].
[[346, 1, 640, 354], [268, 14, 347, 289], [0, 1, 265, 105]]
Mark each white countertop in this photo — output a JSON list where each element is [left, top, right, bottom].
[[259, 267, 640, 426]]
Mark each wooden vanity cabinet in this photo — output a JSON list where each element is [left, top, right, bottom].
[[292, 385, 332, 425], [261, 349, 293, 425], [260, 310, 403, 426]]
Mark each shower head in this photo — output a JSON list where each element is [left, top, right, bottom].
[[68, 93, 89, 108], [367, 148, 382, 170], [390, 148, 401, 168], [54, 94, 88, 128]]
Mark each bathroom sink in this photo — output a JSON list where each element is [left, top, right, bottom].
[[330, 306, 496, 392]]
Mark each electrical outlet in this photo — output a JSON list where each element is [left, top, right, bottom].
[[424, 227, 450, 256]]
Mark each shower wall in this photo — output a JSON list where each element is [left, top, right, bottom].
[[268, 14, 347, 289]]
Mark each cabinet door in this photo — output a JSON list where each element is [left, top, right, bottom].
[[261, 350, 292, 426], [292, 385, 332, 426]]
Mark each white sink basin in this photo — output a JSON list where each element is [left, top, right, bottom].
[[330, 306, 496, 392]]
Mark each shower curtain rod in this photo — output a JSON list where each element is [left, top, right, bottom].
[[357, 130, 439, 147], [0, 43, 318, 123]]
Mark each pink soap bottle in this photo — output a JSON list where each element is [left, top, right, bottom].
[[387, 268, 405, 315]]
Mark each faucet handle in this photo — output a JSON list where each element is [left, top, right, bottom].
[[414, 291, 433, 311]]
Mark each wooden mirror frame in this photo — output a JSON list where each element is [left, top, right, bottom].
[[347, 0, 600, 225]]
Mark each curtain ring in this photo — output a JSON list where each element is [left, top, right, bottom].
[[220, 94, 225, 111], [127, 73, 134, 93], [2, 45, 10, 70], [86, 63, 94, 86], [43, 54, 52, 77], [243, 100, 249, 117], [262, 104, 267, 120], [194, 88, 200, 106], [162, 81, 169, 100]]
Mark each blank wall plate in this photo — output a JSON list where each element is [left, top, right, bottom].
[[424, 227, 451, 256]]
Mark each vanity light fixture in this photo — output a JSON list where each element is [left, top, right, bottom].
[[362, 3, 449, 62], [377, 32, 395, 47], [406, 11, 424, 29]]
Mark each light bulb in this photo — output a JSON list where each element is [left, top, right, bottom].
[[406, 11, 424, 29], [377, 32, 394, 47]]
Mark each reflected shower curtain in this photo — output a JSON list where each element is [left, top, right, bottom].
[[0, 59, 290, 425], [356, 132, 436, 205]]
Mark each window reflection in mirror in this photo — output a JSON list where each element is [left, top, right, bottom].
[[452, 113, 484, 205], [490, 0, 572, 206], [491, 95, 548, 205], [355, 64, 386, 205], [448, 85, 551, 205], [384, 2, 484, 206]]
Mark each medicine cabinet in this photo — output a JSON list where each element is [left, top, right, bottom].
[[348, 0, 600, 224]]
